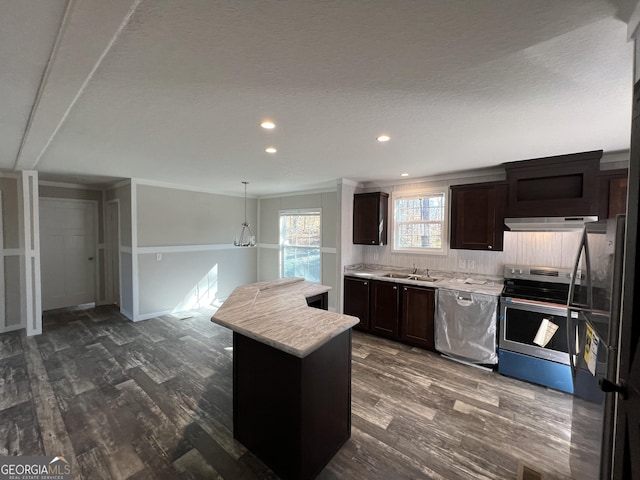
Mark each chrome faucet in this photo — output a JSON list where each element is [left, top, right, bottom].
[[412, 264, 417, 274]]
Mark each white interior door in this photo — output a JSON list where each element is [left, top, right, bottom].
[[40, 199, 97, 310]]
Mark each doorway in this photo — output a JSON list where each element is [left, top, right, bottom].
[[39, 198, 97, 310]]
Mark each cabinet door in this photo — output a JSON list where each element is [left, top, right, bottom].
[[353, 192, 389, 245], [504, 151, 601, 217], [598, 169, 628, 219], [370, 281, 399, 338], [400, 286, 435, 350], [450, 183, 506, 251], [344, 277, 370, 331]]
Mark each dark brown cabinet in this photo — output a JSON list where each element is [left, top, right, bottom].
[[353, 192, 389, 245], [344, 276, 436, 351], [306, 292, 328, 310], [598, 169, 628, 219], [503, 150, 602, 217], [450, 182, 506, 251], [343, 277, 370, 332], [369, 280, 399, 338], [400, 285, 435, 351]]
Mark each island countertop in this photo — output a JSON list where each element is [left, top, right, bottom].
[[211, 277, 359, 358]]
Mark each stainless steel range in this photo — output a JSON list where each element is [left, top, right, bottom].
[[498, 265, 580, 393]]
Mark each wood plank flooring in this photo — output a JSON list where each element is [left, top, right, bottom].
[[0, 305, 598, 479]]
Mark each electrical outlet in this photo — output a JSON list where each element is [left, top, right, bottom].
[[468, 259, 476, 270], [458, 259, 466, 269], [156, 253, 162, 261]]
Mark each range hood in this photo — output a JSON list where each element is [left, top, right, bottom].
[[504, 216, 598, 232]]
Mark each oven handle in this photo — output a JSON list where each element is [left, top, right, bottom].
[[567, 226, 587, 381], [501, 297, 568, 312]]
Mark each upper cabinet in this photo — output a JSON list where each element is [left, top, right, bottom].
[[504, 150, 602, 217], [598, 169, 628, 219], [450, 182, 507, 251], [353, 192, 389, 245]]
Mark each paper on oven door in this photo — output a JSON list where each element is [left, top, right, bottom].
[[533, 318, 559, 347], [584, 323, 599, 376]]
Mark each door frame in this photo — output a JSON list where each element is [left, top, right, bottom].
[[612, 77, 640, 479], [105, 199, 121, 306], [39, 197, 99, 311]]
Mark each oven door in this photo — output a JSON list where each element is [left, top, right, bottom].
[[500, 298, 576, 365]]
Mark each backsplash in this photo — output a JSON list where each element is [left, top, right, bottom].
[[362, 231, 583, 277]]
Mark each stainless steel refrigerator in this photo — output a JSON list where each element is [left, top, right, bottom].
[[567, 216, 626, 479]]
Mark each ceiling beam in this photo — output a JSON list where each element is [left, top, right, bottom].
[[13, 0, 142, 172]]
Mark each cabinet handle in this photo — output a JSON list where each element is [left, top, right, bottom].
[[403, 287, 407, 291], [393, 286, 397, 290], [488, 245, 493, 249], [371, 240, 375, 244], [364, 282, 368, 285]]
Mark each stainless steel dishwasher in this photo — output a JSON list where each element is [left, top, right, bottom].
[[435, 288, 498, 365]]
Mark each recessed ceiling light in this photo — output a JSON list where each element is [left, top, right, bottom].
[[377, 134, 390, 142], [260, 120, 276, 130], [265, 147, 277, 154], [401, 173, 409, 177]]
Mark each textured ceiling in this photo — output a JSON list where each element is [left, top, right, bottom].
[[1, 0, 636, 196]]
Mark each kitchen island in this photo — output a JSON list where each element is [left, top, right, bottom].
[[211, 277, 359, 480]]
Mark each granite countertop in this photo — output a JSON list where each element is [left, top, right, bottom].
[[211, 277, 359, 358], [344, 265, 504, 296]]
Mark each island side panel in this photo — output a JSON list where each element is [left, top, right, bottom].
[[232, 330, 352, 480], [233, 333, 303, 479], [300, 329, 351, 480]]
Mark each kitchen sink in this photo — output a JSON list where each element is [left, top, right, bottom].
[[382, 273, 439, 282], [383, 273, 412, 279], [414, 276, 439, 282]]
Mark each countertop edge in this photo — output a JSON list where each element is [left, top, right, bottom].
[[212, 316, 358, 358], [343, 270, 504, 296], [211, 278, 358, 358]]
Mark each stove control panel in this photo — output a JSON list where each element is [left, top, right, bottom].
[[503, 265, 579, 284]]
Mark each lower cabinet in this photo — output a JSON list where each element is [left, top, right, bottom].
[[306, 292, 328, 310], [400, 285, 435, 350], [344, 277, 370, 331], [370, 280, 400, 338], [344, 276, 435, 351]]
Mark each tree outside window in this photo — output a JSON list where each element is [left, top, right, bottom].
[[392, 191, 447, 254], [279, 210, 321, 282]]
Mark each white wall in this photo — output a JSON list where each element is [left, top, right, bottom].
[[363, 231, 583, 277], [258, 190, 338, 309], [133, 183, 257, 319]]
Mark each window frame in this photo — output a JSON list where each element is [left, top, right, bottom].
[[390, 189, 448, 255], [278, 208, 322, 283]]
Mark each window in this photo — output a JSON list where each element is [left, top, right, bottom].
[[392, 190, 447, 254], [279, 209, 321, 282]]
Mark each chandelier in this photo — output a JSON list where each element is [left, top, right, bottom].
[[233, 181, 255, 247]]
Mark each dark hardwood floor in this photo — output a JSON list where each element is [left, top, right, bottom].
[[0, 306, 596, 479]]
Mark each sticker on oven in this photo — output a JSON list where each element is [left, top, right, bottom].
[[585, 324, 599, 376], [533, 318, 559, 348]]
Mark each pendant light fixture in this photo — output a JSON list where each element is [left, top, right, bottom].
[[233, 181, 255, 247]]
